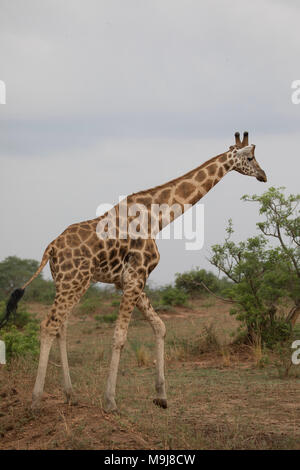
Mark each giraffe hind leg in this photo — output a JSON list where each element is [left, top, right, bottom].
[[136, 292, 167, 409], [32, 279, 91, 410], [31, 330, 54, 411], [57, 321, 78, 405]]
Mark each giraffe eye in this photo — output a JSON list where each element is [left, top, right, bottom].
[[247, 157, 254, 162]]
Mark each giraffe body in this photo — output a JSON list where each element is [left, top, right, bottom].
[[8, 132, 266, 411]]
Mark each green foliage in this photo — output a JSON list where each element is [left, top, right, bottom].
[[144, 285, 164, 306], [242, 186, 299, 252], [0, 256, 40, 300], [155, 304, 172, 312], [145, 284, 186, 309], [0, 301, 39, 361], [0, 256, 56, 304], [0, 300, 33, 328], [211, 227, 293, 347], [2, 323, 39, 361], [81, 285, 103, 301], [175, 268, 231, 296], [242, 186, 300, 304], [78, 286, 116, 315], [23, 278, 55, 304], [210, 187, 300, 348], [79, 298, 99, 315], [160, 285, 188, 306]]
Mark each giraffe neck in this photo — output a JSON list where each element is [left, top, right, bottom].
[[124, 150, 234, 235]]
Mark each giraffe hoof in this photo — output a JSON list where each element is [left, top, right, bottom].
[[64, 392, 78, 406], [104, 397, 118, 413], [153, 398, 168, 409], [104, 407, 120, 415], [64, 396, 78, 406], [31, 400, 42, 413]]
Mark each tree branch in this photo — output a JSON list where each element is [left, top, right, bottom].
[[192, 280, 237, 304]]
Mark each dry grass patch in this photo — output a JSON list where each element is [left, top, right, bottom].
[[0, 298, 299, 450]]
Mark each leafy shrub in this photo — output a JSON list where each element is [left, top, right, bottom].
[[81, 285, 103, 301], [79, 298, 99, 315], [155, 304, 172, 312], [160, 285, 188, 306], [210, 211, 298, 348], [0, 302, 39, 361], [78, 286, 119, 316], [0, 300, 34, 328], [0, 257, 40, 300], [1, 322, 39, 361], [0, 256, 57, 304], [24, 278, 55, 304], [175, 268, 231, 296]]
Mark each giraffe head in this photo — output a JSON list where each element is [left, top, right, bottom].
[[229, 131, 267, 182]]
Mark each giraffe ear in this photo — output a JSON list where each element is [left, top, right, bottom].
[[241, 131, 249, 147]]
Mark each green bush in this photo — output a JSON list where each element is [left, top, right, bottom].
[[0, 302, 39, 361], [155, 304, 172, 312], [144, 285, 164, 306], [79, 298, 99, 315], [210, 197, 299, 348], [0, 256, 56, 304], [0, 257, 40, 301], [81, 285, 103, 301], [24, 278, 55, 304], [0, 300, 35, 328], [160, 285, 188, 306], [1, 322, 39, 361], [175, 268, 231, 296]]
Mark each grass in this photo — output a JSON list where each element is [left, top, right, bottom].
[[0, 297, 299, 450], [95, 313, 118, 324]]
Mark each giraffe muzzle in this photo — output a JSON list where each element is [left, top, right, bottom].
[[256, 170, 267, 182]]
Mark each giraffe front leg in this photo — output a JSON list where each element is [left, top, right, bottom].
[[104, 330, 123, 412], [104, 266, 145, 413], [136, 293, 167, 409], [104, 307, 133, 412], [152, 325, 167, 409]]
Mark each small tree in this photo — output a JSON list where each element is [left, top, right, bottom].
[[210, 223, 293, 346], [209, 187, 300, 346], [242, 187, 300, 325]]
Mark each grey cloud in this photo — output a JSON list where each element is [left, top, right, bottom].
[[0, 0, 299, 285]]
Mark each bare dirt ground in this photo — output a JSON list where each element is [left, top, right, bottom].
[[0, 298, 299, 450]]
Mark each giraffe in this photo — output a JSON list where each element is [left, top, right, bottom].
[[5, 131, 267, 412]]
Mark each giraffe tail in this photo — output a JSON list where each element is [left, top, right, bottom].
[[0, 243, 53, 329]]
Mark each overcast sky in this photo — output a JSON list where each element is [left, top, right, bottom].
[[0, 0, 299, 286]]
